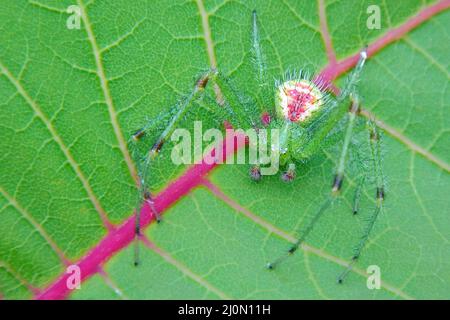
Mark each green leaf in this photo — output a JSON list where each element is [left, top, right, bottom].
[[1, 0, 449, 299]]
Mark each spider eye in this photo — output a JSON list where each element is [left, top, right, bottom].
[[276, 79, 324, 123]]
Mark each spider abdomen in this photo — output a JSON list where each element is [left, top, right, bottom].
[[276, 79, 325, 123]]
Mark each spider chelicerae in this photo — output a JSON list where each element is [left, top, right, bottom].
[[129, 10, 385, 284]]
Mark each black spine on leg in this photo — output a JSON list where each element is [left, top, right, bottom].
[[370, 130, 379, 142], [132, 129, 145, 141], [376, 187, 385, 201], [144, 189, 161, 223], [348, 99, 360, 114], [332, 174, 344, 192], [151, 139, 165, 155], [288, 245, 297, 254]]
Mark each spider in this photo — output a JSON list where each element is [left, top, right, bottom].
[[129, 10, 385, 284]]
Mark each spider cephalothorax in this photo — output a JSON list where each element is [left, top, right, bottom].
[[129, 10, 385, 284]]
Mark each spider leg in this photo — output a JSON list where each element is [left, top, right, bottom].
[[215, 72, 260, 128], [215, 71, 271, 182], [251, 10, 266, 85], [131, 69, 217, 266], [196, 92, 234, 128], [323, 112, 368, 215], [291, 48, 368, 160], [201, 70, 270, 182], [267, 97, 361, 269], [338, 47, 368, 101], [337, 120, 385, 283], [210, 11, 272, 129], [351, 144, 368, 215], [251, 10, 272, 113]]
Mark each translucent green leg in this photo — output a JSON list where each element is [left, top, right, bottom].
[[337, 120, 385, 283], [267, 97, 361, 269], [251, 10, 272, 113], [214, 72, 260, 129], [338, 48, 368, 101], [298, 49, 368, 159], [130, 69, 217, 266], [352, 145, 368, 215]]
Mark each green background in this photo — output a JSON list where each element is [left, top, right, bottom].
[[0, 0, 449, 299]]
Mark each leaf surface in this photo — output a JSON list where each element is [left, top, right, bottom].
[[0, 0, 449, 299]]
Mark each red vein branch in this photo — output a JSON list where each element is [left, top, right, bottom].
[[36, 134, 246, 299], [320, 0, 450, 81]]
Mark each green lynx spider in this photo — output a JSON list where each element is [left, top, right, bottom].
[[129, 10, 385, 283]]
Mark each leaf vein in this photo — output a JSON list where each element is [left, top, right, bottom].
[[0, 61, 114, 231], [0, 186, 69, 265], [77, 0, 139, 185], [141, 236, 232, 299], [202, 179, 415, 300]]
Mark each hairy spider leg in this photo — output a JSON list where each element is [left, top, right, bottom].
[[338, 47, 367, 102], [214, 71, 268, 179], [130, 69, 216, 266], [214, 72, 260, 129], [213, 10, 276, 181], [266, 95, 362, 270], [249, 10, 273, 182], [287, 48, 367, 166], [274, 48, 367, 188], [251, 10, 272, 114], [351, 143, 368, 215], [265, 43, 368, 268], [195, 92, 234, 128], [337, 120, 385, 283]]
